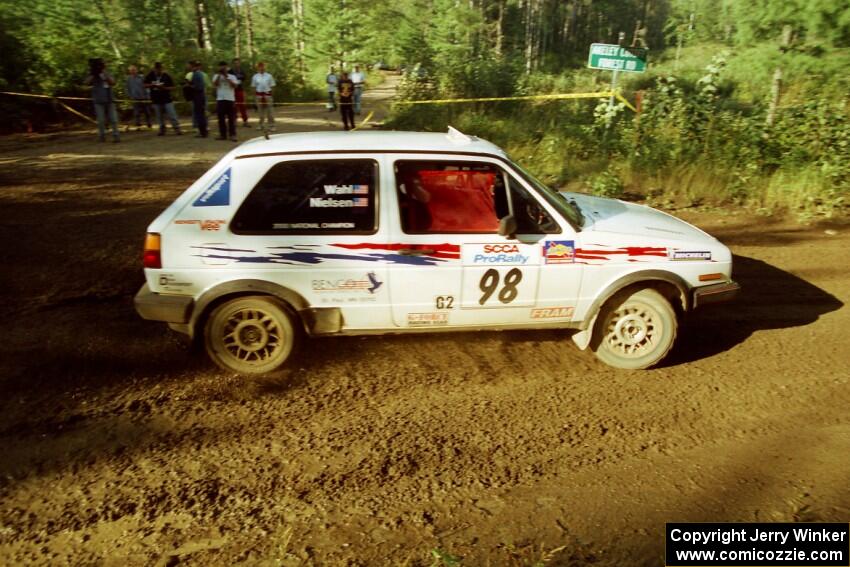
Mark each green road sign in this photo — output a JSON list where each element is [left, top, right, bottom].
[[588, 43, 648, 73]]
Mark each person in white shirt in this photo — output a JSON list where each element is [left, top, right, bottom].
[[326, 66, 338, 111], [251, 62, 277, 130], [350, 65, 366, 114], [212, 60, 239, 142]]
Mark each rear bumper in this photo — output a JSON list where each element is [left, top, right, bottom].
[[134, 283, 194, 323], [692, 280, 741, 308]]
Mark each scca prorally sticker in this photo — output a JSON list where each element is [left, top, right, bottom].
[[193, 168, 231, 207], [530, 307, 574, 319], [407, 312, 449, 327], [543, 240, 575, 264], [462, 243, 536, 266], [669, 250, 712, 261]]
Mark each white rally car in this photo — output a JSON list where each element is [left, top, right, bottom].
[[135, 128, 739, 373]]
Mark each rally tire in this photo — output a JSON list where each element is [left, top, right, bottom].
[[590, 288, 677, 370], [204, 296, 298, 375]]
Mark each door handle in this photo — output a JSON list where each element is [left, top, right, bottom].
[[398, 248, 436, 256]]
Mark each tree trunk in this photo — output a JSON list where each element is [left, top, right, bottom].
[[292, 0, 306, 82], [165, 0, 175, 49], [195, 0, 213, 52], [495, 0, 504, 56], [234, 1, 241, 58], [245, 0, 256, 62], [94, 0, 123, 61]]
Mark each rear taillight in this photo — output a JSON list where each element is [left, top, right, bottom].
[[143, 233, 161, 269]]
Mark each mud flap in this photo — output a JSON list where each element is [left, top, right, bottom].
[[571, 314, 597, 350]]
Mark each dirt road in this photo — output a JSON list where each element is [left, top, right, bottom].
[[0, 74, 848, 566]]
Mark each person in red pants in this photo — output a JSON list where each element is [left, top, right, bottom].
[[231, 58, 249, 127]]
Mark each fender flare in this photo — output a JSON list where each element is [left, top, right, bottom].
[[189, 279, 310, 338], [578, 270, 690, 331]]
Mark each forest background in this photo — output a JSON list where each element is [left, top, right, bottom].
[[1, 0, 848, 218]]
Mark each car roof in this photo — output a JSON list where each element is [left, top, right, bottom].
[[232, 130, 508, 158]]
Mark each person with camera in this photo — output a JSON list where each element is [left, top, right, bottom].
[[84, 58, 120, 143], [144, 62, 182, 136], [212, 61, 239, 142]]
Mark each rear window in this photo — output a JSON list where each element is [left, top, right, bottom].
[[231, 159, 378, 234]]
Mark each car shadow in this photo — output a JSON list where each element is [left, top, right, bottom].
[[662, 254, 844, 367]]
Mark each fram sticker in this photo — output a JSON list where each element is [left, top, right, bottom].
[[531, 307, 574, 319], [669, 250, 711, 261], [193, 168, 231, 207], [543, 240, 575, 264]]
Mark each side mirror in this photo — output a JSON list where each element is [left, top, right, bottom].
[[498, 215, 518, 239]]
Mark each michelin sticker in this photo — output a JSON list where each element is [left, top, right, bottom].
[[193, 168, 231, 207], [462, 243, 539, 266], [543, 240, 575, 264], [669, 250, 711, 261]]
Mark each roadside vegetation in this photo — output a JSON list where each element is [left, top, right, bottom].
[[384, 1, 850, 220], [0, 0, 848, 218]]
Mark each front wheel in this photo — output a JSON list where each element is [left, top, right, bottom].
[[204, 296, 298, 375], [590, 288, 677, 370]]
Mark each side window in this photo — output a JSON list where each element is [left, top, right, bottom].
[[394, 160, 559, 234], [395, 161, 501, 234], [508, 176, 560, 234], [231, 159, 377, 234]]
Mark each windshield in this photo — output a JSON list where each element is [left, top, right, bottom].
[[508, 160, 583, 230]]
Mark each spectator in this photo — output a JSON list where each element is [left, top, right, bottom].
[[326, 66, 338, 111], [338, 70, 355, 131], [231, 58, 249, 127], [212, 60, 239, 142], [84, 58, 119, 143], [351, 64, 366, 114], [251, 61, 276, 131], [144, 62, 182, 136], [126, 65, 151, 129], [188, 60, 209, 138]]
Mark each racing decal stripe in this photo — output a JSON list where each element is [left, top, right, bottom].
[[575, 246, 667, 260], [332, 243, 461, 259]]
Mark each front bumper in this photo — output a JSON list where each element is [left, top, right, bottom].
[[692, 280, 741, 308], [134, 283, 194, 323]]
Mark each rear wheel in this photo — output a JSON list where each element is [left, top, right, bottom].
[[590, 288, 677, 370], [204, 296, 297, 375]]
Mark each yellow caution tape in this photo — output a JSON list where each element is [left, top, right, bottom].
[[351, 110, 375, 131], [56, 100, 97, 124], [394, 91, 614, 105], [614, 91, 638, 113]]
